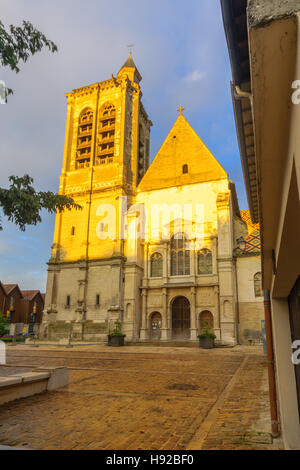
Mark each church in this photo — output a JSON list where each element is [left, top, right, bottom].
[[42, 53, 264, 345]]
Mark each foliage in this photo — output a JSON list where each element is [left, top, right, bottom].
[[0, 175, 81, 231], [0, 20, 57, 96], [0, 335, 26, 343], [197, 321, 216, 340], [108, 321, 126, 338], [0, 22, 79, 228], [0, 312, 7, 337]]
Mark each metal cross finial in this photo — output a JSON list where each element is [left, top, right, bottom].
[[127, 44, 135, 54], [177, 105, 185, 115]]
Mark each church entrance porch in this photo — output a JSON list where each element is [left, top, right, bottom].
[[171, 296, 190, 340]]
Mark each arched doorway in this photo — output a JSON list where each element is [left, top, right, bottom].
[[172, 297, 190, 340], [150, 312, 162, 340], [199, 311, 214, 332]]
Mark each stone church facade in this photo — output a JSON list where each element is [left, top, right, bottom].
[[42, 54, 264, 345]]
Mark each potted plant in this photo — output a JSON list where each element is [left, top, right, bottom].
[[197, 321, 216, 349], [107, 321, 126, 347]]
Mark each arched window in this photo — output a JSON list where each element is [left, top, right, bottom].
[[198, 248, 213, 274], [150, 253, 163, 277], [182, 164, 188, 174], [76, 108, 94, 169], [96, 103, 115, 165], [171, 233, 190, 276], [254, 272, 263, 297]]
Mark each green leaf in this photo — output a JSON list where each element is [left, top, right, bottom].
[[0, 175, 82, 231]]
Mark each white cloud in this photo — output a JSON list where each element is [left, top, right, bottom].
[[183, 70, 205, 82]]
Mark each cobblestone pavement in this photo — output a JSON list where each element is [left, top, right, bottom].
[[0, 345, 283, 450]]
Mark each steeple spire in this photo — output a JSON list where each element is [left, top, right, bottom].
[[122, 51, 135, 68], [118, 51, 142, 83]]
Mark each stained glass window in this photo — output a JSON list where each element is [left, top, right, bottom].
[[198, 249, 213, 274], [150, 253, 163, 277]]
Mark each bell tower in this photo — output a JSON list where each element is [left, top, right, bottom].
[[43, 54, 152, 331]]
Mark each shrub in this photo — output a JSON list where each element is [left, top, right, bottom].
[[0, 312, 7, 337], [197, 321, 216, 340], [108, 321, 126, 339]]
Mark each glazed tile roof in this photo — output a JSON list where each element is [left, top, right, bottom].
[[235, 210, 261, 256]]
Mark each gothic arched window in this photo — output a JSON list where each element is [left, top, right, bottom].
[[254, 272, 263, 297], [198, 248, 213, 274], [76, 108, 94, 169], [150, 253, 163, 277], [171, 233, 190, 276], [182, 164, 188, 174], [96, 103, 115, 165]]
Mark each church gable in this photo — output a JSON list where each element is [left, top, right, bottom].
[[137, 112, 228, 192]]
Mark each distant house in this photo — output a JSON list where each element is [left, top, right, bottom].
[[0, 282, 45, 335], [20, 290, 45, 334], [2, 284, 23, 332], [0, 283, 6, 316]]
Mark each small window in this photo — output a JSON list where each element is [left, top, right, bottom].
[[96, 294, 100, 306], [71, 226, 75, 236], [66, 295, 71, 307], [254, 272, 263, 297], [182, 164, 188, 174]]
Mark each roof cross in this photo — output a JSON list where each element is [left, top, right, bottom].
[[177, 105, 185, 115], [127, 44, 135, 54]]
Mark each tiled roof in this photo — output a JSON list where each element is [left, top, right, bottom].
[[235, 210, 261, 256], [21, 290, 40, 301], [2, 284, 18, 295]]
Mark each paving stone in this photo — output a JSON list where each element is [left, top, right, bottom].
[[0, 345, 283, 450]]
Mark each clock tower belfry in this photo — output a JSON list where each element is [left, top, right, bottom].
[[43, 54, 151, 332]]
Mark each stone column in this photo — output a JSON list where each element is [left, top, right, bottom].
[[145, 243, 149, 279], [190, 286, 197, 340], [161, 288, 169, 340], [163, 242, 168, 284], [75, 278, 86, 322], [140, 288, 148, 341], [213, 285, 221, 341], [190, 240, 196, 282]]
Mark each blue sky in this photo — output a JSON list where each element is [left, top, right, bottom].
[[0, 0, 247, 291]]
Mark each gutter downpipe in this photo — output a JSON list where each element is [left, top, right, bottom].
[[234, 85, 253, 107], [264, 289, 280, 438]]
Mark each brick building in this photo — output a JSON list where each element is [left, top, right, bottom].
[[0, 282, 45, 335]]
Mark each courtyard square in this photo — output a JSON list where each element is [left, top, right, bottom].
[[0, 344, 282, 450]]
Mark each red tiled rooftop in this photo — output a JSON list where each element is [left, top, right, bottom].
[[21, 290, 40, 301]]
